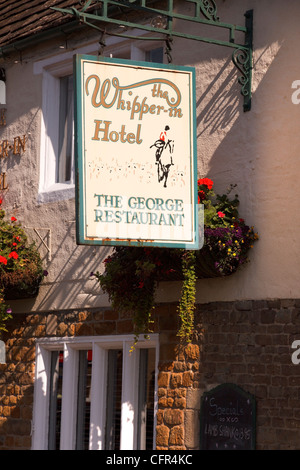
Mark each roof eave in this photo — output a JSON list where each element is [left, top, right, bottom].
[[0, 19, 81, 58]]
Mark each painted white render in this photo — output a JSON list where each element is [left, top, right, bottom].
[[0, 0, 299, 313]]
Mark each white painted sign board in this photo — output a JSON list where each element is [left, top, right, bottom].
[[74, 55, 201, 249]]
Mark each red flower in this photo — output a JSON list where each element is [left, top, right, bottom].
[[11, 216, 17, 222], [0, 256, 7, 265], [8, 251, 18, 259], [217, 211, 225, 218], [198, 190, 206, 203], [198, 178, 214, 190], [163, 268, 175, 275], [138, 280, 144, 289]]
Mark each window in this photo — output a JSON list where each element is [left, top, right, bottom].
[[36, 42, 164, 203], [32, 335, 158, 450], [145, 47, 164, 63], [57, 75, 74, 185], [37, 59, 75, 203]]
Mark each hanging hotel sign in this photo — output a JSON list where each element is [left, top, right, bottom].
[[74, 54, 200, 248]]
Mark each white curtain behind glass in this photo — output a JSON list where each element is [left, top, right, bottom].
[[57, 75, 74, 183]]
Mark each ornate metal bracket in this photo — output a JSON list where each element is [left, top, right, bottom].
[[52, 0, 253, 111]]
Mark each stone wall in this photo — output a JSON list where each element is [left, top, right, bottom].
[[156, 299, 300, 450], [0, 298, 300, 449]]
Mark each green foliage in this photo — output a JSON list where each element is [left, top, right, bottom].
[[177, 250, 196, 342], [0, 288, 12, 332], [94, 247, 157, 344], [201, 182, 239, 228], [0, 201, 46, 331]]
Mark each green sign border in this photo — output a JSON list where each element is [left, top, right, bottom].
[[74, 54, 200, 249]]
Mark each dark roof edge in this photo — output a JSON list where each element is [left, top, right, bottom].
[[0, 0, 161, 59], [0, 19, 81, 58]]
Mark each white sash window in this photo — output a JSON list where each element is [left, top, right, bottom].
[[32, 335, 159, 450]]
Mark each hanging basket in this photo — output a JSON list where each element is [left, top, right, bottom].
[[158, 245, 239, 282], [1, 265, 44, 300], [196, 246, 237, 279], [3, 282, 41, 300]]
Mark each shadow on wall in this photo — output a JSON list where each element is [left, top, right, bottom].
[[10, 219, 113, 313], [193, 17, 300, 301], [197, 59, 240, 137]]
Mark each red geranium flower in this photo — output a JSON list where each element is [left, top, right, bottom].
[[217, 211, 225, 218], [198, 190, 206, 203], [198, 178, 214, 190], [11, 216, 17, 222], [0, 256, 7, 265], [8, 251, 18, 259]]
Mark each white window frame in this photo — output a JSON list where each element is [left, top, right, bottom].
[[32, 334, 159, 450], [39, 64, 74, 201], [35, 45, 96, 204], [35, 37, 164, 204]]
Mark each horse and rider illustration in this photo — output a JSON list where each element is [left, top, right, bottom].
[[150, 125, 174, 188]]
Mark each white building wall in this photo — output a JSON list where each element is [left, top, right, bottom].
[[0, 0, 299, 313]]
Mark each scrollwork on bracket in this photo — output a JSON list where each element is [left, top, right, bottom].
[[199, 0, 219, 22], [232, 46, 252, 111], [232, 47, 251, 96]]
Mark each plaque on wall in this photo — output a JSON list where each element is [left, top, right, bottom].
[[200, 383, 256, 450]]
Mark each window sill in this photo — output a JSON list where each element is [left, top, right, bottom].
[[38, 184, 75, 203]]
